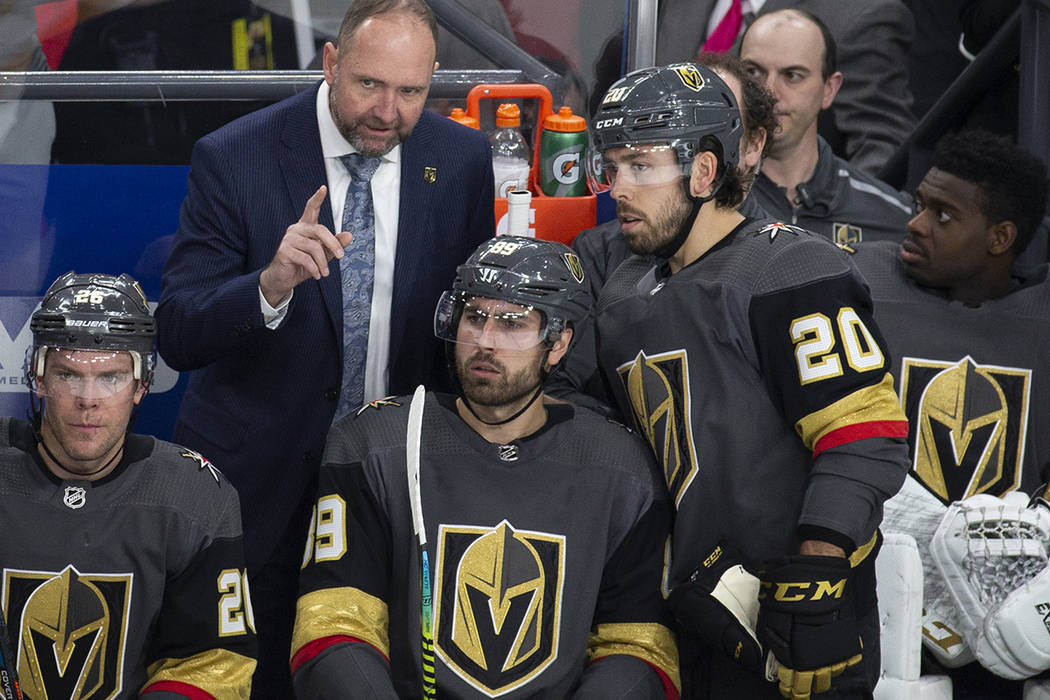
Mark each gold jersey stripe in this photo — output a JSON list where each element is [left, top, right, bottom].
[[291, 587, 389, 660], [587, 622, 680, 693], [145, 648, 256, 700], [848, 531, 879, 568], [795, 373, 906, 451]]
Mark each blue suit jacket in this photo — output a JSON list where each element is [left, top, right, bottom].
[[156, 85, 494, 568]]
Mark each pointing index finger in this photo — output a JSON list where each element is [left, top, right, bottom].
[[299, 185, 328, 225]]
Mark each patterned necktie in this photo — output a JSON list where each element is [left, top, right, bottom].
[[334, 153, 382, 422], [702, 0, 743, 53]]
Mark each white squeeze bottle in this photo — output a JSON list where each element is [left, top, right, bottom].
[[491, 103, 532, 198]]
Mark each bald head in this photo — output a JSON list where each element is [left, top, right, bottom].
[[739, 9, 842, 158]]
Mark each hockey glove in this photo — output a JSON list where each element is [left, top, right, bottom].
[[666, 542, 766, 674], [756, 555, 862, 700]]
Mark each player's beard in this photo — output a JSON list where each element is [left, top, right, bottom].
[[619, 186, 693, 257], [457, 349, 543, 408]]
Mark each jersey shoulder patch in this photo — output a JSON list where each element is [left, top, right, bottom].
[[753, 220, 806, 242], [354, 396, 404, 417], [179, 448, 223, 485]]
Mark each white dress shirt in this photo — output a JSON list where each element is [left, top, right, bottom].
[[259, 81, 399, 401]]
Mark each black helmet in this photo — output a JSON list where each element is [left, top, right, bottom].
[[28, 272, 156, 385], [587, 62, 742, 190], [434, 236, 591, 347]]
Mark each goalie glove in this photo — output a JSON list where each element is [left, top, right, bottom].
[[666, 542, 767, 674], [931, 491, 1050, 680], [756, 555, 862, 700]]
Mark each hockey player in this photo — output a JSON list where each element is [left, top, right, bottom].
[[588, 63, 911, 699], [292, 236, 680, 698], [0, 272, 256, 698], [849, 130, 1050, 696], [553, 51, 777, 415]]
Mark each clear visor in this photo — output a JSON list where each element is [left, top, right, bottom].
[[434, 291, 549, 350], [585, 140, 691, 194], [36, 349, 137, 399]]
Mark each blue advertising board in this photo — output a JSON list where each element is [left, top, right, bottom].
[[0, 164, 190, 440]]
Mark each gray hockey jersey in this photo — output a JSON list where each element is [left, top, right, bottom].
[[292, 393, 679, 699], [0, 418, 255, 699], [596, 218, 910, 585]]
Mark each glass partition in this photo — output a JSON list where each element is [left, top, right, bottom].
[[0, 0, 627, 439]]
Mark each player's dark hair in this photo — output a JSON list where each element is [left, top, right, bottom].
[[698, 51, 777, 159], [699, 134, 747, 209], [932, 130, 1049, 255], [338, 0, 439, 49]]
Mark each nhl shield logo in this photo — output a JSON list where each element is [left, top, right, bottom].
[[900, 355, 1031, 504], [673, 65, 705, 92], [434, 520, 565, 696], [63, 486, 87, 510]]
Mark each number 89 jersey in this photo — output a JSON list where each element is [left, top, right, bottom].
[[596, 218, 910, 584]]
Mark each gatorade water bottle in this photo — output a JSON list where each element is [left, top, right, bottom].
[[539, 106, 588, 197], [490, 103, 532, 198], [448, 107, 480, 130]]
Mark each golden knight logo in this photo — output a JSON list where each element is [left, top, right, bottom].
[[832, 222, 862, 246], [617, 349, 699, 506], [900, 356, 1031, 504], [434, 520, 564, 696], [673, 65, 705, 92], [3, 565, 131, 699], [562, 253, 584, 285]]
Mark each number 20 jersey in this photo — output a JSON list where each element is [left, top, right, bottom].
[[596, 218, 910, 584], [0, 418, 256, 700]]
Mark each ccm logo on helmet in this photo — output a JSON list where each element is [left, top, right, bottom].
[[759, 579, 846, 602], [594, 118, 624, 129]]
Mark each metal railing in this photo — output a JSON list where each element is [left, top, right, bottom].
[[0, 69, 528, 102]]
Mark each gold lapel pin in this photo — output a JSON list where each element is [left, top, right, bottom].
[[424, 167, 437, 183]]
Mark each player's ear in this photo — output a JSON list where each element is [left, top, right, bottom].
[[133, 381, 148, 405], [988, 220, 1017, 256], [545, 328, 574, 369], [689, 151, 718, 199]]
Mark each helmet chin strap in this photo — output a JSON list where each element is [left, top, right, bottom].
[[653, 172, 724, 261], [38, 434, 125, 479], [460, 383, 544, 427]]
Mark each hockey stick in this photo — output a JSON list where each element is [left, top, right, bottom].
[[0, 609, 22, 700], [407, 385, 436, 699]]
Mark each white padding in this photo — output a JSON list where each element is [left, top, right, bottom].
[[976, 565, 1050, 680], [873, 675, 953, 700], [877, 533, 925, 680], [1024, 678, 1050, 700]]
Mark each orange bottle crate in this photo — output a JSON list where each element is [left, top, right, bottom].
[[466, 83, 595, 246]]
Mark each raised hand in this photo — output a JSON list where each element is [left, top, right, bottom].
[[259, 186, 354, 306]]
